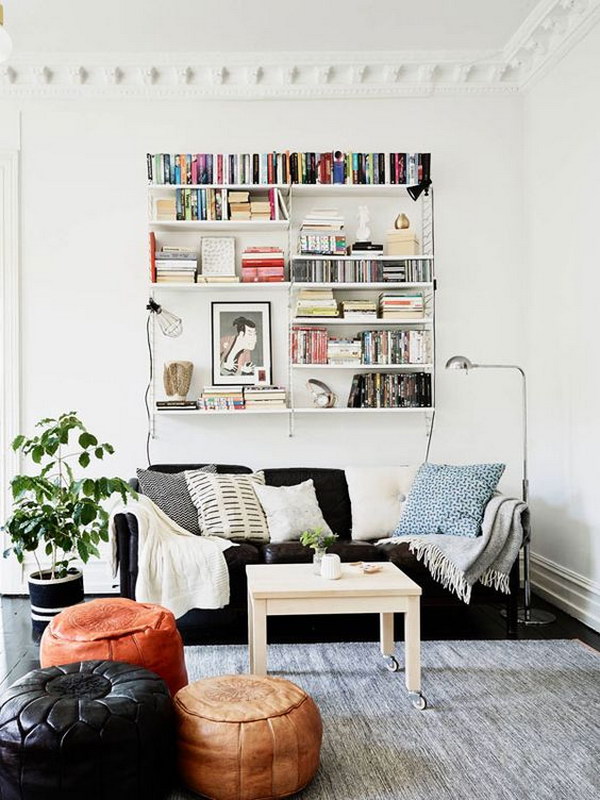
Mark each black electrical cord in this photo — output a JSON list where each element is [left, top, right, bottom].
[[144, 312, 153, 466]]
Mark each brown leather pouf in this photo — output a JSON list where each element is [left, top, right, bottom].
[[40, 597, 188, 695], [175, 674, 322, 800]]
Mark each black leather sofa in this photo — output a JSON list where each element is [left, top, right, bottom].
[[114, 464, 521, 637]]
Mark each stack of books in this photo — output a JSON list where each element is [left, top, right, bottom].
[[379, 293, 425, 320], [291, 326, 328, 364], [155, 400, 198, 411], [241, 247, 286, 282], [228, 191, 251, 220], [295, 289, 339, 318], [199, 387, 245, 411], [341, 299, 378, 321], [155, 198, 176, 220], [299, 208, 346, 255], [243, 386, 287, 409], [155, 248, 197, 283], [347, 372, 432, 408], [360, 330, 431, 365], [327, 338, 362, 366]]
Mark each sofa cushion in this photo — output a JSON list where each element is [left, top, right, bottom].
[[394, 462, 506, 538], [136, 465, 217, 535], [130, 464, 251, 493], [262, 468, 352, 540], [254, 479, 332, 543], [345, 466, 418, 541], [261, 540, 385, 565], [186, 471, 269, 541]]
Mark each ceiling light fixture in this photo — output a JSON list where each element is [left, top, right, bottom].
[[0, 4, 13, 63]]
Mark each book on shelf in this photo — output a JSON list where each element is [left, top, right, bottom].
[[243, 386, 288, 408], [295, 289, 339, 317], [156, 400, 198, 410], [379, 292, 425, 320], [341, 299, 378, 320], [154, 248, 198, 283], [196, 276, 241, 283], [241, 246, 286, 283], [291, 326, 329, 364], [347, 372, 432, 408], [327, 338, 362, 365], [360, 330, 431, 365], [147, 152, 431, 186], [199, 386, 245, 411]]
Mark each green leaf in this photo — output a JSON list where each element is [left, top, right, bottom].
[[94, 447, 104, 459], [3, 548, 13, 559], [31, 446, 44, 464], [83, 479, 95, 497], [78, 452, 90, 468], [11, 434, 25, 451], [78, 432, 98, 449], [102, 443, 115, 455], [76, 541, 90, 563]]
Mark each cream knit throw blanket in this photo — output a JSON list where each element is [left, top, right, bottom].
[[110, 494, 235, 618], [378, 494, 527, 603]]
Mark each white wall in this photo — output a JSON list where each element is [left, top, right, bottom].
[[524, 21, 600, 630], [5, 93, 527, 590]]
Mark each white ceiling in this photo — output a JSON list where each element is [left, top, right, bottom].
[[7, 0, 541, 54]]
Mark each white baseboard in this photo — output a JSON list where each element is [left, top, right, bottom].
[[1, 560, 118, 596], [531, 553, 600, 633]]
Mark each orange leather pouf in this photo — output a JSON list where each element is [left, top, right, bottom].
[[40, 598, 188, 695], [175, 674, 322, 800]]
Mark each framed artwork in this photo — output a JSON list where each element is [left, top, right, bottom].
[[211, 301, 272, 386], [201, 237, 235, 277]]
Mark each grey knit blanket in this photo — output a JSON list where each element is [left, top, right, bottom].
[[378, 493, 527, 603]]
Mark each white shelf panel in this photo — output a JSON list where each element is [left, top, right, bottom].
[[292, 317, 433, 326], [150, 282, 291, 291], [291, 184, 420, 196], [293, 407, 434, 413], [155, 408, 290, 416], [292, 282, 433, 289], [292, 364, 433, 370], [148, 184, 289, 191], [292, 255, 433, 261], [149, 220, 290, 232]]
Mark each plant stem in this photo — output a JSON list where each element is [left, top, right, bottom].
[[33, 550, 42, 579]]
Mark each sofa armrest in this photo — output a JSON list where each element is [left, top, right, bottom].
[[113, 511, 139, 599]]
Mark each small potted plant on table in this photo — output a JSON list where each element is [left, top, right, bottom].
[[300, 527, 339, 574], [2, 412, 135, 633]]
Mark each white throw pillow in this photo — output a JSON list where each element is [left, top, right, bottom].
[[185, 470, 269, 541], [345, 466, 418, 541], [253, 479, 332, 543]]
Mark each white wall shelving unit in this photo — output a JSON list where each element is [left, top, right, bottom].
[[147, 178, 436, 437]]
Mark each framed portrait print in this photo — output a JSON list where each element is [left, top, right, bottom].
[[211, 302, 272, 386]]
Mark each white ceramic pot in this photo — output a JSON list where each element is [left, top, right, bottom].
[[320, 553, 342, 580]]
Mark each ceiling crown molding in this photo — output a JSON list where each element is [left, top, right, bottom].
[[0, 1, 597, 99]]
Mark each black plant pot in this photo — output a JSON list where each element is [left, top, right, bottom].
[[28, 568, 84, 634]]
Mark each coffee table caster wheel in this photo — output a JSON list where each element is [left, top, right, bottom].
[[409, 692, 427, 711], [385, 656, 400, 672]]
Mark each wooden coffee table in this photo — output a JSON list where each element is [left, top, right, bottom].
[[246, 562, 427, 710]]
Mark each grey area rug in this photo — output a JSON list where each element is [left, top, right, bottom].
[[169, 640, 600, 800]]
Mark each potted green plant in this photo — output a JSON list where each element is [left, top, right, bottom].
[[2, 412, 135, 633], [300, 527, 339, 574]]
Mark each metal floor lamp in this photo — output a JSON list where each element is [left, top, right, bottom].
[[445, 355, 555, 626]]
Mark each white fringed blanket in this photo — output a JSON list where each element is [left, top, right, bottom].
[[378, 494, 527, 603], [111, 495, 235, 618]]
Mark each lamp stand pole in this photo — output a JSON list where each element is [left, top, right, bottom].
[[476, 365, 555, 625]]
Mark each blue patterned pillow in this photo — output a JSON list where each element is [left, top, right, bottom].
[[393, 462, 505, 538]]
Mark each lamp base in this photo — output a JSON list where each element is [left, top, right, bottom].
[[500, 606, 556, 626]]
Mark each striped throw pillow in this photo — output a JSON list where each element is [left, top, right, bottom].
[[137, 465, 217, 535], [185, 470, 268, 541]]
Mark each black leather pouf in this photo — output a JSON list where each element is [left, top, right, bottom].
[[0, 660, 175, 800]]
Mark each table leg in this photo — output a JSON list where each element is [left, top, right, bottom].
[[380, 612, 394, 657], [404, 596, 421, 693], [247, 590, 254, 672], [250, 598, 267, 676]]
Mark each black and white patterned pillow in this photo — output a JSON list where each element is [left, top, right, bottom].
[[136, 465, 217, 535], [184, 470, 268, 541]]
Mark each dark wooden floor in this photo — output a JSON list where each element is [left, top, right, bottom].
[[1, 592, 599, 691]]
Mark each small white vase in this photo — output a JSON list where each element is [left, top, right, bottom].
[[321, 553, 342, 580]]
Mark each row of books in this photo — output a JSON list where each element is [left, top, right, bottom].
[[291, 258, 432, 283], [347, 373, 432, 408], [379, 293, 425, 320], [198, 386, 287, 411], [295, 289, 339, 317], [148, 152, 431, 186], [159, 188, 286, 222], [241, 247, 286, 283], [291, 327, 431, 365], [359, 330, 431, 365]]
